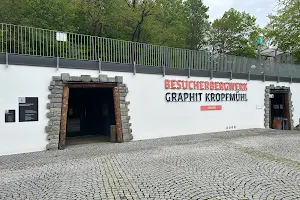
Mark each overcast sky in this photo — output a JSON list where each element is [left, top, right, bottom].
[[203, 0, 277, 27]]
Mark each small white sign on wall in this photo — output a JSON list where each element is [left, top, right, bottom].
[[269, 94, 274, 98], [256, 105, 263, 109], [56, 32, 68, 42], [18, 97, 26, 103]]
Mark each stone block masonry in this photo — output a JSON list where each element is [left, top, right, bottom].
[[118, 83, 133, 142], [46, 73, 133, 150]]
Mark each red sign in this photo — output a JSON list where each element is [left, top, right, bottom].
[[165, 79, 247, 91], [200, 105, 222, 111]]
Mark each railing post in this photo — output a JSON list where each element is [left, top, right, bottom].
[[229, 70, 233, 80], [133, 61, 136, 75], [56, 38, 59, 71], [247, 71, 250, 81], [276, 64, 280, 83], [131, 42, 135, 66], [290, 75, 293, 83], [98, 58, 102, 74], [56, 57, 59, 71], [162, 65, 165, 77], [6, 52, 8, 68], [188, 65, 191, 78], [262, 63, 266, 82], [210, 70, 213, 80]]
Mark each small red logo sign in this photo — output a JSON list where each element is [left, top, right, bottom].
[[200, 105, 222, 111]]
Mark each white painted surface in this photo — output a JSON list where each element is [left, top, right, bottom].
[[56, 32, 68, 42], [1, 64, 300, 155]]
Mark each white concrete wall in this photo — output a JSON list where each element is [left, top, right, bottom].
[[1, 64, 300, 156]]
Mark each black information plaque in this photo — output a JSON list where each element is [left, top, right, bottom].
[[5, 110, 16, 123], [19, 97, 38, 122]]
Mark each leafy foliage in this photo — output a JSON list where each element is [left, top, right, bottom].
[[209, 8, 261, 58], [0, 0, 271, 59], [0, 0, 210, 50], [266, 0, 300, 63], [184, 0, 210, 50]]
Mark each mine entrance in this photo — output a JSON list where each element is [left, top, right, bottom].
[[269, 89, 291, 130], [58, 83, 121, 149]]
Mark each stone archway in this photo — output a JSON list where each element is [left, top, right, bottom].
[[45, 73, 133, 150], [264, 85, 294, 130]]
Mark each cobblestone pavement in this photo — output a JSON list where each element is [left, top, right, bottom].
[[1, 129, 300, 200]]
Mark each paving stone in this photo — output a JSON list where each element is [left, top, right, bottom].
[[1, 129, 300, 199]]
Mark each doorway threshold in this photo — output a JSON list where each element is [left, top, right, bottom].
[[66, 135, 110, 146]]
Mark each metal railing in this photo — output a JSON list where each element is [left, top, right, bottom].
[[1, 23, 300, 78]]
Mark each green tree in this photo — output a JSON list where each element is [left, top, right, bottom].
[[20, 0, 77, 31], [0, 0, 26, 25], [0, 0, 212, 52], [139, 0, 209, 49], [124, 0, 157, 42], [73, 0, 133, 40], [266, 0, 300, 63], [209, 8, 261, 57], [143, 0, 189, 48], [184, 0, 210, 50]]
